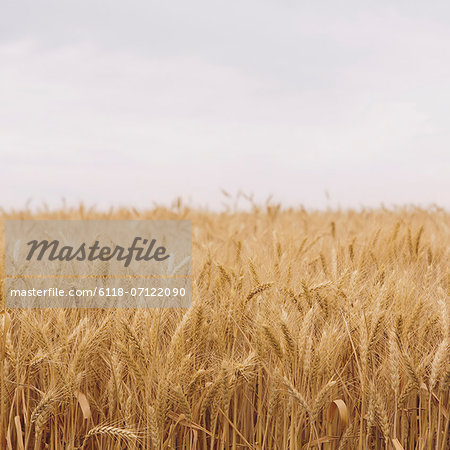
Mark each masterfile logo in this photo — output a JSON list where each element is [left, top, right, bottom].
[[6, 220, 191, 276], [25, 237, 170, 267]]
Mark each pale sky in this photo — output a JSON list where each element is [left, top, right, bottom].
[[1, 1, 449, 210]]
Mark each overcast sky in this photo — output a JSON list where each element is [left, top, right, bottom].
[[1, 1, 449, 210]]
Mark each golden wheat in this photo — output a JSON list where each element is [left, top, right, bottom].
[[0, 205, 449, 449]]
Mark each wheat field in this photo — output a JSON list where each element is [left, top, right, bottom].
[[0, 205, 449, 449]]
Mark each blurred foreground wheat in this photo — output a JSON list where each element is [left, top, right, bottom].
[[0, 204, 449, 449]]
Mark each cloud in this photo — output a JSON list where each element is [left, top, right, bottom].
[[0, 1, 449, 210]]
